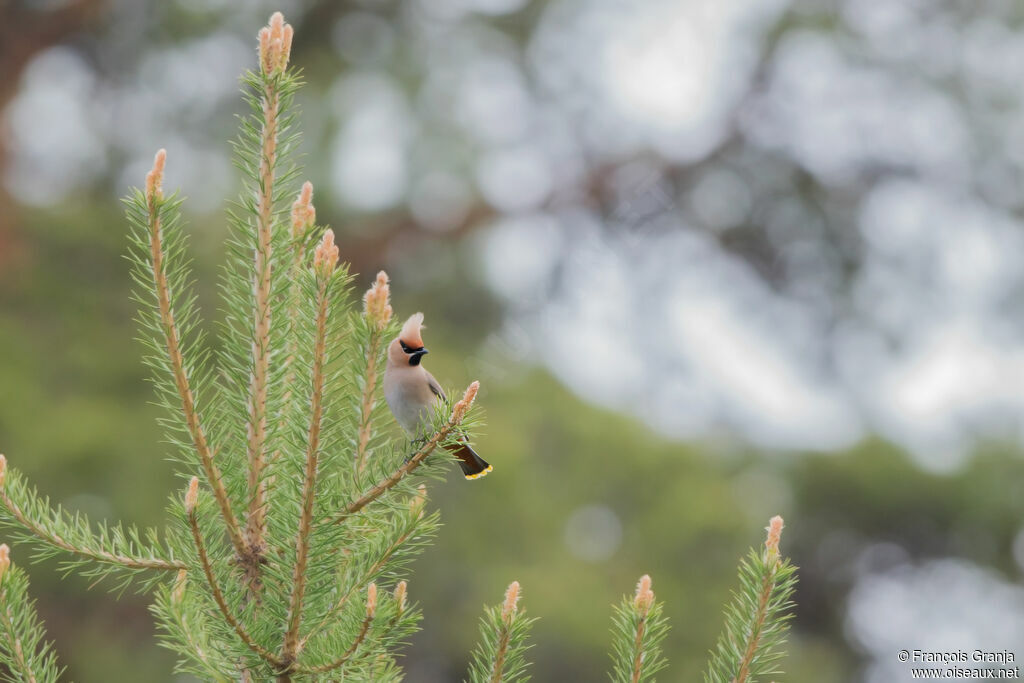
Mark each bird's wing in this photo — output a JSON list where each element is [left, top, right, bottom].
[[424, 370, 447, 402]]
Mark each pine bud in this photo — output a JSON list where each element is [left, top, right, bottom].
[[367, 582, 378, 618], [259, 12, 292, 75], [258, 27, 271, 75], [185, 477, 199, 514], [451, 381, 480, 423], [313, 229, 339, 277], [502, 581, 520, 623], [409, 484, 427, 519], [634, 575, 654, 615], [291, 181, 316, 237], [363, 271, 393, 330], [0, 544, 9, 582], [172, 569, 187, 605], [281, 24, 294, 71], [393, 580, 408, 614], [145, 149, 167, 204], [0, 454, 7, 489], [269, 12, 284, 40], [765, 515, 784, 563]]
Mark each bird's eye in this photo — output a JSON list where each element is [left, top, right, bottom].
[[400, 340, 413, 354]]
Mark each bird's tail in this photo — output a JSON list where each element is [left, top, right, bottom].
[[445, 440, 492, 480]]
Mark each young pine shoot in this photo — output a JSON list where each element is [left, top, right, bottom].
[[467, 581, 536, 683], [705, 516, 799, 683]]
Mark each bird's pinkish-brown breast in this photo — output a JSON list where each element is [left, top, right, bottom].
[[383, 363, 440, 435]]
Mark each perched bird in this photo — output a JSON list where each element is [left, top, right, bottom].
[[383, 313, 492, 480]]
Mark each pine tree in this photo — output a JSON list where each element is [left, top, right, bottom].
[[0, 12, 799, 682], [0, 12, 473, 680]]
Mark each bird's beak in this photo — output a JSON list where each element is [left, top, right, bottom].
[[409, 348, 428, 365]]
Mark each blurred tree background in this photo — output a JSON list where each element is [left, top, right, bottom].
[[3, 0, 1024, 681]]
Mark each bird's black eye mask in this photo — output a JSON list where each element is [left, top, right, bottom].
[[400, 340, 428, 365]]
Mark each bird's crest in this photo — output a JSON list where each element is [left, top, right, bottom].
[[400, 312, 425, 348]]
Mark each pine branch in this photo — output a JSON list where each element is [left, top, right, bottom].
[[704, 516, 798, 683], [278, 182, 317, 453], [151, 570, 234, 681], [0, 456, 183, 587], [334, 381, 480, 523], [608, 575, 669, 683], [355, 272, 394, 474], [467, 581, 536, 683], [184, 478, 283, 670], [302, 489, 427, 649], [132, 150, 247, 561], [281, 233, 338, 667], [291, 583, 376, 676], [243, 14, 293, 568], [0, 545, 63, 683], [355, 329, 384, 474]]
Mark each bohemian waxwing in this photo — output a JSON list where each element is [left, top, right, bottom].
[[383, 313, 492, 479]]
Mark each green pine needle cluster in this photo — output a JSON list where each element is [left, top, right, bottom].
[[0, 457, 181, 594], [0, 11, 801, 683], [0, 548, 63, 683]]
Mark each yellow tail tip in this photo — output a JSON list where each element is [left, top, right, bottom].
[[464, 464, 493, 481]]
